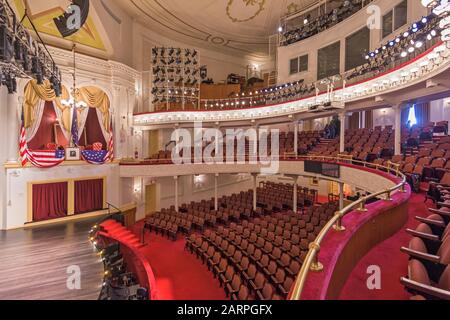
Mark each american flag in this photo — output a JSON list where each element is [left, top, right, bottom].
[[81, 126, 114, 164], [105, 125, 114, 162], [71, 107, 79, 146], [27, 150, 66, 168], [82, 150, 109, 164], [19, 112, 29, 167]]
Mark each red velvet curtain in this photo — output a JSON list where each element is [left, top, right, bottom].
[[74, 179, 104, 214], [32, 182, 68, 221], [79, 108, 107, 148], [28, 101, 68, 150]]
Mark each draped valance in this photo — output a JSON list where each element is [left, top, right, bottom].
[[75, 86, 111, 132], [24, 80, 71, 130], [23, 81, 111, 132]]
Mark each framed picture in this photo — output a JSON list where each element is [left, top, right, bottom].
[[66, 147, 80, 161]]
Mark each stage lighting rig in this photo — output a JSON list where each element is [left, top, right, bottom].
[[0, 0, 62, 94]]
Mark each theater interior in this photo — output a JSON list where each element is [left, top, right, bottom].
[[0, 0, 450, 302]]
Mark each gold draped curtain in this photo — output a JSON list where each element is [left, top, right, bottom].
[[23, 81, 111, 132], [23, 80, 70, 130], [75, 86, 111, 132]]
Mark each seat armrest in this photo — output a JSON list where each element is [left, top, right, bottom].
[[256, 291, 264, 300], [270, 276, 282, 285], [438, 202, 450, 208], [405, 229, 440, 242], [415, 216, 446, 228], [400, 277, 450, 300], [429, 208, 450, 218], [285, 269, 295, 277], [278, 285, 288, 296], [400, 247, 441, 264]]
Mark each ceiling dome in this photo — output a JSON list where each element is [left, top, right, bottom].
[[114, 0, 319, 58]]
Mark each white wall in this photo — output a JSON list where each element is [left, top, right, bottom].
[[373, 107, 396, 128], [430, 98, 450, 124], [277, 0, 427, 84], [4, 165, 121, 230]]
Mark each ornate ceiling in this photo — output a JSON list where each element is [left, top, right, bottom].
[[12, 0, 107, 52], [113, 0, 319, 59]]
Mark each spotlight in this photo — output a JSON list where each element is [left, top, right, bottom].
[[408, 47, 415, 53], [422, 17, 428, 24], [401, 51, 408, 58], [278, 26, 283, 33], [415, 41, 424, 48]]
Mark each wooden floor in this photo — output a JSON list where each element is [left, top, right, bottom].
[[0, 217, 106, 300]]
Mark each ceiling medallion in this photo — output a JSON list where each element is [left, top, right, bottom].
[[226, 0, 266, 23]]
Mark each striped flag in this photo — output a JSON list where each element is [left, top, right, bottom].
[[81, 122, 114, 165], [19, 109, 65, 168], [105, 126, 114, 162], [26, 149, 66, 168], [19, 113, 29, 167]]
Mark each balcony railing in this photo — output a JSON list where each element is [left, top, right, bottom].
[[288, 155, 407, 300]]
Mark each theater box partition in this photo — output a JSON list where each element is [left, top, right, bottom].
[[27, 176, 107, 223]]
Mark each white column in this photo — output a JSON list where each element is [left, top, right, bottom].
[[6, 93, 20, 163], [174, 176, 179, 212], [294, 121, 299, 157], [339, 182, 344, 211], [293, 176, 298, 213], [252, 174, 257, 211], [394, 105, 402, 156], [339, 113, 346, 153], [214, 173, 219, 211]]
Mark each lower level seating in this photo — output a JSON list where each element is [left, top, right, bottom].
[[185, 201, 338, 300]]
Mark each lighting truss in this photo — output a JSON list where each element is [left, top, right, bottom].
[[0, 0, 61, 94]]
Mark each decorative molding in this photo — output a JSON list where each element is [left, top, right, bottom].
[[226, 0, 266, 23]]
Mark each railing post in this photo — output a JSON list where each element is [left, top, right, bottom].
[[385, 189, 393, 201], [399, 182, 407, 193], [332, 213, 346, 232], [357, 200, 368, 212], [309, 243, 323, 272]]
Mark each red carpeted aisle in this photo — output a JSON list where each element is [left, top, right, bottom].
[[339, 192, 431, 300], [130, 222, 227, 300]]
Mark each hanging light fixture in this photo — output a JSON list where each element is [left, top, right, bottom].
[[61, 45, 87, 109]]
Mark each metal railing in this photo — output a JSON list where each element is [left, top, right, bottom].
[[288, 155, 407, 300]]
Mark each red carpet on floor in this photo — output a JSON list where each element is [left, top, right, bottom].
[[130, 222, 226, 300], [339, 192, 432, 300]]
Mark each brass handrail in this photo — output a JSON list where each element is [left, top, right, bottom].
[[288, 155, 407, 300]]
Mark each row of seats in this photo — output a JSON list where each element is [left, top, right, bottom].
[[185, 202, 338, 300], [145, 182, 320, 241], [144, 130, 324, 164], [400, 180, 450, 300], [281, 0, 367, 46]]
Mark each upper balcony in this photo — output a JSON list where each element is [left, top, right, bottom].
[[134, 8, 450, 129], [279, 0, 374, 47]]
